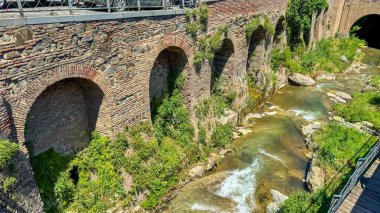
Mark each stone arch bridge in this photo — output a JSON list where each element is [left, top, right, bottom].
[[0, 0, 378, 211]]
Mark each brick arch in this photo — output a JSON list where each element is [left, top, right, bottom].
[[12, 64, 115, 153], [148, 36, 194, 69], [339, 1, 380, 35], [146, 36, 195, 116]]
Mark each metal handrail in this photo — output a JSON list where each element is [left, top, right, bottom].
[[0, 0, 202, 18], [328, 140, 380, 213]]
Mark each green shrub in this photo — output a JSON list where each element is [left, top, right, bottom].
[[245, 17, 262, 39], [313, 124, 378, 172], [333, 91, 380, 129], [193, 24, 229, 66], [280, 191, 313, 213], [264, 17, 274, 36], [211, 123, 233, 148], [185, 22, 199, 37], [370, 76, 380, 90], [198, 126, 207, 144], [31, 149, 73, 212], [0, 140, 18, 168], [2, 176, 16, 192], [286, 0, 328, 48], [199, 3, 209, 31], [53, 133, 128, 212]]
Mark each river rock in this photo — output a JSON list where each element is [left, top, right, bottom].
[[306, 159, 326, 192], [314, 73, 336, 81], [206, 153, 218, 171], [264, 111, 278, 116], [189, 166, 206, 179], [219, 149, 233, 156], [289, 73, 316, 86], [327, 92, 347, 103], [302, 122, 322, 136], [266, 189, 288, 213], [243, 113, 258, 124], [354, 121, 377, 135], [340, 55, 348, 63], [236, 127, 252, 136], [217, 109, 238, 125], [335, 91, 352, 100]]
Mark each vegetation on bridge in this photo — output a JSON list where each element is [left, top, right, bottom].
[[31, 62, 235, 212], [286, 0, 329, 49], [270, 36, 365, 74], [0, 140, 18, 169]]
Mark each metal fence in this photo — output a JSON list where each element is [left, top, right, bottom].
[[328, 140, 380, 213], [0, 0, 199, 18]]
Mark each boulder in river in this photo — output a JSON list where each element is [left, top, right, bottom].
[[302, 122, 322, 136], [306, 157, 326, 192], [189, 165, 206, 179], [314, 73, 336, 81], [288, 73, 316, 86], [266, 189, 288, 213], [327, 92, 347, 104]]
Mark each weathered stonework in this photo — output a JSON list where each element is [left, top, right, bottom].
[[2, 0, 373, 211]]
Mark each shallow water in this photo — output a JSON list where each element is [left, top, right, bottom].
[[166, 47, 380, 213]]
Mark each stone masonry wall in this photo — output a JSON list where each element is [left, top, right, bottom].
[[0, 0, 290, 211]]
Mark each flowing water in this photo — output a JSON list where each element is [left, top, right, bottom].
[[166, 47, 380, 213]]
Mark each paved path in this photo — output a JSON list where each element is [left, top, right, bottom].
[[337, 159, 380, 213]]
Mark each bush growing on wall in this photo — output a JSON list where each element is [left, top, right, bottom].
[[286, 0, 328, 49], [0, 140, 18, 168]]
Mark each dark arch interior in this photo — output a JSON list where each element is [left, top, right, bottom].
[[25, 78, 104, 156], [273, 16, 285, 45], [247, 25, 266, 73], [351, 14, 380, 48], [149, 46, 188, 119], [212, 39, 235, 92]]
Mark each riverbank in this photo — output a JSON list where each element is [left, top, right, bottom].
[[166, 46, 380, 212]]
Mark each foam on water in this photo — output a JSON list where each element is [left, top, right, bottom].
[[191, 203, 220, 212], [258, 148, 285, 164], [289, 109, 318, 121], [215, 158, 263, 213]]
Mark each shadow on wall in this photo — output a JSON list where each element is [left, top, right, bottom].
[[24, 78, 105, 157]]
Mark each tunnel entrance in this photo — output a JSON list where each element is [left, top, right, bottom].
[[149, 46, 188, 119], [212, 38, 235, 93], [25, 78, 105, 156], [351, 14, 380, 48]]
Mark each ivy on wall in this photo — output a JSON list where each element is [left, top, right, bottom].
[[285, 0, 328, 49]]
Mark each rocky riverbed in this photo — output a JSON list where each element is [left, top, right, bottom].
[[165, 47, 380, 213]]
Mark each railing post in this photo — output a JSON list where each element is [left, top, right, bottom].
[[162, 0, 165, 10], [181, 0, 184, 8], [16, 0, 24, 17], [106, 0, 111, 13], [137, 0, 141, 11], [68, 0, 74, 15]]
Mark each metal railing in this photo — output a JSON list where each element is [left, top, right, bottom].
[[0, 0, 199, 18], [328, 140, 380, 213]]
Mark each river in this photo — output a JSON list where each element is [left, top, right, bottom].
[[165, 47, 380, 213]]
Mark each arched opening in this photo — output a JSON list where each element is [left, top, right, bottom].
[[212, 38, 235, 93], [247, 25, 266, 74], [25, 78, 105, 156], [247, 25, 267, 91], [149, 46, 188, 119], [351, 14, 380, 48], [273, 16, 286, 47]]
